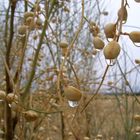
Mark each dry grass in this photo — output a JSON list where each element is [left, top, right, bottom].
[[1, 93, 140, 140]]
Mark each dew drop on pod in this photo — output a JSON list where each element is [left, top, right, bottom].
[[64, 86, 82, 101], [129, 31, 140, 44], [103, 41, 121, 59], [104, 23, 116, 39], [93, 36, 105, 50], [118, 6, 128, 23], [23, 110, 39, 122]]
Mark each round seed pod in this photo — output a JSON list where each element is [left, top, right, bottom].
[[24, 12, 34, 21], [36, 18, 42, 29], [64, 86, 82, 101], [103, 41, 121, 59], [129, 31, 140, 43], [135, 126, 140, 133], [23, 110, 39, 122], [59, 41, 68, 48], [134, 114, 140, 121], [18, 25, 27, 35], [6, 93, 18, 103], [0, 90, 6, 100], [118, 6, 127, 23], [135, 59, 140, 64], [25, 17, 34, 26], [93, 37, 105, 50], [62, 47, 69, 56], [135, 0, 140, 3], [11, 102, 22, 112], [104, 23, 116, 39]]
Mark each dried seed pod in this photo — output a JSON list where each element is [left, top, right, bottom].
[[104, 23, 116, 39], [0, 90, 6, 100], [118, 6, 128, 23], [129, 31, 140, 43], [36, 18, 43, 29], [107, 81, 113, 85], [25, 17, 34, 26], [135, 59, 140, 64], [103, 41, 121, 59], [62, 47, 69, 56], [59, 41, 68, 48], [23, 110, 39, 122], [64, 86, 82, 101], [135, 0, 140, 3], [93, 36, 105, 50], [6, 93, 18, 103], [11, 102, 22, 112], [135, 126, 140, 133], [24, 12, 34, 21], [18, 25, 27, 35], [134, 114, 140, 121]]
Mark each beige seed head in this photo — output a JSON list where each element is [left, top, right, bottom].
[[36, 18, 42, 29], [59, 41, 68, 48], [118, 6, 127, 23], [104, 23, 116, 39], [6, 93, 18, 103], [103, 41, 121, 59], [25, 17, 34, 26], [135, 126, 140, 133], [93, 37, 105, 50], [129, 31, 140, 43], [24, 12, 34, 21], [23, 110, 39, 122], [18, 25, 27, 35], [134, 114, 140, 121], [64, 86, 82, 101]]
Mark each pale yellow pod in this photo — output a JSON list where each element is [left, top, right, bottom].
[[104, 23, 116, 38], [118, 6, 127, 23], [64, 86, 82, 101], [25, 17, 34, 26], [36, 18, 42, 29], [93, 36, 105, 50], [23, 110, 39, 122], [129, 31, 140, 43], [6, 93, 18, 103], [18, 25, 27, 35], [103, 41, 121, 59], [59, 41, 68, 48], [134, 114, 140, 121], [24, 12, 34, 20]]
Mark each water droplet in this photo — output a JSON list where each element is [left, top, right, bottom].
[[106, 59, 116, 66], [133, 42, 140, 47], [68, 100, 78, 108]]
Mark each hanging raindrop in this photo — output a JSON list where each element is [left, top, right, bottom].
[[68, 100, 79, 108]]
